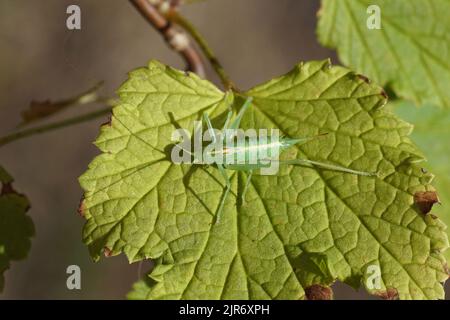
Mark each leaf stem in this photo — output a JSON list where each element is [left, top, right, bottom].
[[0, 106, 112, 148], [168, 11, 237, 91]]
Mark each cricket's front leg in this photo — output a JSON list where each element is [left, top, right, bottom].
[[203, 112, 218, 144], [228, 96, 253, 131]]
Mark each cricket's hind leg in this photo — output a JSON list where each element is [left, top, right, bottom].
[[280, 158, 378, 177]]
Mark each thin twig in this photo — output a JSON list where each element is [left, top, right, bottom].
[[168, 10, 236, 91], [20, 81, 105, 127], [129, 0, 206, 78], [0, 106, 112, 148]]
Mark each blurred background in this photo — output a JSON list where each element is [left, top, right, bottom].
[[0, 0, 447, 299]]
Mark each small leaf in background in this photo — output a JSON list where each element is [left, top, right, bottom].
[[20, 81, 104, 126], [317, 0, 450, 108], [80, 60, 448, 300], [0, 166, 34, 292], [393, 101, 450, 261]]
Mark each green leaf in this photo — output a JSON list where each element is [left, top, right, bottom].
[[393, 101, 450, 262], [0, 166, 34, 292], [79, 60, 448, 300], [317, 0, 450, 108]]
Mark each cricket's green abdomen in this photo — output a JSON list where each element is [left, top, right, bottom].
[[206, 137, 284, 169]]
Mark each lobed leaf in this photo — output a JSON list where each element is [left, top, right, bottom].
[[394, 101, 450, 262], [79, 60, 448, 299]]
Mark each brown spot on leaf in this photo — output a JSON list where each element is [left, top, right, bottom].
[[104, 247, 113, 257], [375, 288, 399, 300], [414, 191, 439, 214], [100, 115, 112, 128], [356, 74, 370, 83], [77, 198, 86, 218], [305, 284, 333, 300]]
